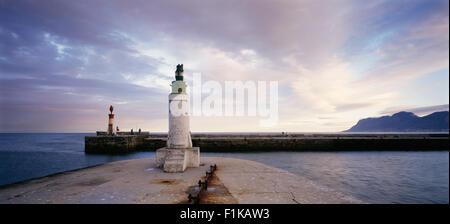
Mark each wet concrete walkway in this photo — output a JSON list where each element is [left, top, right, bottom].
[[0, 157, 363, 204]]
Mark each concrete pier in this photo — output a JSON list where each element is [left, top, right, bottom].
[[85, 133, 449, 153], [0, 157, 363, 204]]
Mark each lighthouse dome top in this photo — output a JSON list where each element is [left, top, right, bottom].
[[175, 64, 184, 81], [176, 64, 184, 73]]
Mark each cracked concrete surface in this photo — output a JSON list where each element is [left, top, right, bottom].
[[0, 157, 363, 204], [212, 157, 364, 204]]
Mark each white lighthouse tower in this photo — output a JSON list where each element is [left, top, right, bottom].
[[156, 64, 200, 172], [168, 65, 192, 148]]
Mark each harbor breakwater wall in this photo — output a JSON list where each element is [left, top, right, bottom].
[[85, 133, 449, 153]]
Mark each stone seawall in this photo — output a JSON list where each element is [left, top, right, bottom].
[[85, 135, 165, 153], [85, 133, 449, 153], [193, 137, 449, 152]]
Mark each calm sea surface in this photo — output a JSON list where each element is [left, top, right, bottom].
[[0, 133, 448, 204]]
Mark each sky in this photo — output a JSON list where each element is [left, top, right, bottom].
[[0, 0, 449, 133]]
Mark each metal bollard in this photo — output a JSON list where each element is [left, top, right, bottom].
[[187, 164, 218, 204]]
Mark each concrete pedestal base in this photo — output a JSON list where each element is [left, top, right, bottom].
[[155, 147, 200, 172]]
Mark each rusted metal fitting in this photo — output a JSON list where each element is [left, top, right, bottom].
[[188, 193, 199, 203], [198, 180, 208, 189], [198, 180, 207, 187], [187, 164, 218, 204]]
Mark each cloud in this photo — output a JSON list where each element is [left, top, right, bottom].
[[0, 74, 167, 132], [357, 14, 449, 87], [380, 104, 449, 116], [0, 0, 448, 132], [290, 57, 399, 113]]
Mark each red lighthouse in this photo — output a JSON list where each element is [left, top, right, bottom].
[[107, 105, 115, 135]]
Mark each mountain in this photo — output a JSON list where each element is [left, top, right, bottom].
[[345, 111, 449, 132]]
